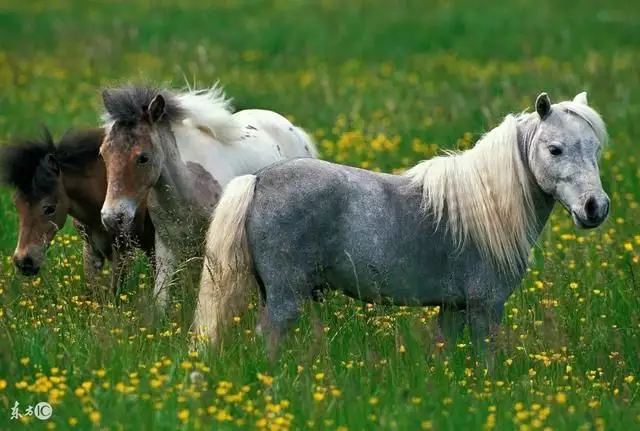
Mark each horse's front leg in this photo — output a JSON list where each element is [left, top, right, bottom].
[[110, 245, 133, 298], [434, 305, 466, 350], [153, 238, 175, 310], [82, 239, 104, 299], [467, 301, 505, 372]]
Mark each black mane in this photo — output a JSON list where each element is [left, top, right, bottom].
[[0, 127, 104, 200], [101, 84, 185, 126]]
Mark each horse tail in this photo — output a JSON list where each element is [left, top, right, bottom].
[[194, 174, 258, 346]]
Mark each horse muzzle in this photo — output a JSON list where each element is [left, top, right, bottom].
[[101, 199, 137, 234], [571, 192, 610, 229], [13, 252, 42, 276]]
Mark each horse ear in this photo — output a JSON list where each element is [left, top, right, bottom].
[[44, 154, 59, 174], [535, 92, 552, 119], [147, 94, 166, 124], [573, 91, 588, 105]]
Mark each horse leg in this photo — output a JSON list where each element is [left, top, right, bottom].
[[110, 245, 132, 298], [467, 301, 504, 372], [82, 240, 104, 300], [153, 239, 174, 310], [262, 289, 302, 364], [435, 305, 466, 350]]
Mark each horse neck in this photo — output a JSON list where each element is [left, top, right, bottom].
[[516, 116, 556, 240], [61, 158, 108, 229], [150, 126, 202, 221]]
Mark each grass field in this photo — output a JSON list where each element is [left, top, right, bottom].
[[1, 0, 639, 429]]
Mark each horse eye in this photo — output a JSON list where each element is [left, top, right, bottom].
[[136, 153, 149, 165], [43, 205, 56, 216], [548, 145, 563, 156]]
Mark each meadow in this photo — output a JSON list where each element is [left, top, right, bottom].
[[0, 0, 639, 429]]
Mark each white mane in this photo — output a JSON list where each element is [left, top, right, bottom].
[[404, 99, 607, 276], [173, 83, 235, 141]]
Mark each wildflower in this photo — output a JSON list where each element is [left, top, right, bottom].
[[178, 409, 190, 422], [89, 411, 100, 424], [257, 373, 273, 386], [313, 392, 325, 402], [555, 392, 567, 404], [0, 379, 6, 390], [421, 421, 433, 430], [68, 417, 78, 427], [624, 375, 635, 384]]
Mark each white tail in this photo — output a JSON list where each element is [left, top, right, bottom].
[[194, 174, 258, 345]]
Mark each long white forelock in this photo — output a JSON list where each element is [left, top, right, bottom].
[[405, 114, 537, 277], [555, 100, 608, 147]]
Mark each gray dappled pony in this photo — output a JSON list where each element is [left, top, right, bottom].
[[194, 92, 610, 363]]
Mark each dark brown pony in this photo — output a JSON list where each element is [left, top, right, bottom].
[[0, 127, 155, 295]]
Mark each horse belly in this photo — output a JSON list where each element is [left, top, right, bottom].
[[327, 253, 462, 307]]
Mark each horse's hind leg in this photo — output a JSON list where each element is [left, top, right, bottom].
[[262, 286, 304, 363]]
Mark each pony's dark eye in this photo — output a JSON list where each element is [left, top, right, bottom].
[[43, 205, 56, 216], [136, 153, 149, 165], [548, 145, 563, 156]]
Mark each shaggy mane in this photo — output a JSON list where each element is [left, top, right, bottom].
[[404, 98, 607, 276], [100, 82, 235, 141], [0, 127, 104, 200]]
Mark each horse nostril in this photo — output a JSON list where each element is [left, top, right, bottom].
[[22, 255, 34, 269], [14, 254, 36, 274], [584, 196, 599, 221]]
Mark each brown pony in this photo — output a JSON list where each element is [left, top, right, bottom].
[[0, 127, 155, 295]]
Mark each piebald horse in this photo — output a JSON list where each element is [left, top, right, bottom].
[[194, 92, 609, 363], [99, 83, 318, 307]]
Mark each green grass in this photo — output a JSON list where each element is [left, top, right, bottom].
[[1, 0, 639, 429]]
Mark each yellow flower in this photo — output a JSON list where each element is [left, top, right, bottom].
[[68, 417, 78, 427], [569, 282, 578, 289], [421, 420, 433, 429], [257, 373, 273, 386], [178, 409, 190, 422], [94, 369, 106, 378], [20, 357, 30, 366], [555, 392, 567, 404], [313, 392, 325, 402], [624, 242, 633, 251], [0, 379, 6, 390], [624, 375, 635, 384], [315, 373, 325, 381], [369, 397, 379, 406], [89, 411, 101, 424]]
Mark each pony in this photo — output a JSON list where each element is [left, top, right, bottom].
[[0, 127, 155, 294], [99, 83, 318, 308], [194, 91, 610, 362]]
